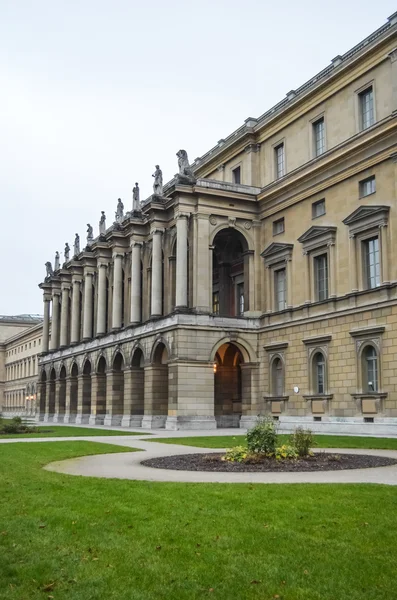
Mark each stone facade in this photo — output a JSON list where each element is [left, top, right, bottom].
[[0, 316, 43, 416], [38, 14, 397, 433]]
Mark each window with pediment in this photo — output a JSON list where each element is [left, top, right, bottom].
[[298, 226, 337, 302], [261, 243, 293, 312]]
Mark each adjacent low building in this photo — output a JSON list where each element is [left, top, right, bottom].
[[37, 13, 397, 434]]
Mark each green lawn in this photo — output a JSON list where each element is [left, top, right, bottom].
[[0, 425, 147, 439], [1, 442, 397, 599], [151, 434, 397, 450]]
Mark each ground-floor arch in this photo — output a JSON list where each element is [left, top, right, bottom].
[[214, 342, 244, 428]]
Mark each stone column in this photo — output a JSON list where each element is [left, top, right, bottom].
[[83, 271, 94, 340], [287, 258, 293, 308], [96, 262, 107, 335], [37, 381, 46, 421], [70, 279, 81, 344], [389, 48, 397, 112], [130, 242, 142, 323], [76, 374, 91, 424], [303, 251, 311, 304], [193, 215, 211, 313], [63, 377, 72, 423], [151, 229, 163, 316], [122, 367, 144, 427], [328, 241, 337, 298], [112, 253, 123, 329], [349, 233, 358, 292], [42, 295, 51, 352], [52, 379, 62, 423], [104, 370, 124, 426], [175, 214, 189, 309], [60, 286, 70, 347], [49, 292, 60, 350], [380, 224, 390, 284]]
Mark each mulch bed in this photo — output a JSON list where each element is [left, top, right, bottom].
[[142, 452, 397, 472]]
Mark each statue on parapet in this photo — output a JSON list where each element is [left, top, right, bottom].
[[54, 251, 60, 271], [132, 182, 141, 212], [64, 243, 70, 263], [87, 223, 94, 243], [115, 198, 124, 222], [74, 233, 80, 256], [176, 149, 196, 184], [152, 165, 163, 196], [45, 262, 53, 279], [99, 211, 106, 235]]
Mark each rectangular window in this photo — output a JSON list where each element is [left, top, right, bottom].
[[236, 283, 244, 316], [359, 176, 376, 198], [313, 118, 325, 157], [212, 292, 220, 315], [363, 237, 380, 289], [232, 166, 241, 184], [359, 87, 374, 130], [275, 143, 285, 179], [274, 268, 287, 311], [312, 199, 326, 219], [273, 217, 285, 236], [314, 254, 329, 301]]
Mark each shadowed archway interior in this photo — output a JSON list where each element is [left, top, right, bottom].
[[214, 342, 243, 428]]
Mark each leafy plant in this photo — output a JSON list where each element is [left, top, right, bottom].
[[223, 446, 248, 462], [275, 444, 298, 460], [246, 416, 278, 456], [290, 427, 316, 457], [0, 416, 36, 435]]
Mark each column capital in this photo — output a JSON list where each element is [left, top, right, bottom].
[[175, 212, 190, 220], [84, 270, 95, 277], [217, 164, 225, 172], [150, 227, 165, 236], [130, 240, 143, 248], [389, 48, 397, 63], [43, 294, 52, 303], [112, 252, 124, 259], [97, 261, 109, 269], [244, 143, 261, 154]]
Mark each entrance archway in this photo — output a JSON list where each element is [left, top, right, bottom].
[[48, 368, 56, 421], [127, 347, 144, 426], [69, 362, 78, 423], [39, 372, 46, 420], [58, 365, 67, 422], [214, 342, 244, 428], [95, 356, 107, 424], [80, 359, 92, 423], [212, 228, 249, 317], [105, 352, 124, 426]]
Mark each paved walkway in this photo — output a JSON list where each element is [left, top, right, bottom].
[[2, 425, 397, 485]]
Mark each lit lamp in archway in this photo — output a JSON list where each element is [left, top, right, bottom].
[[213, 362, 217, 373]]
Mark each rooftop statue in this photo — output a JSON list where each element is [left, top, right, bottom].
[[45, 261, 53, 278], [74, 233, 80, 256], [99, 211, 106, 235], [54, 251, 60, 271], [87, 223, 94, 243], [115, 198, 124, 222], [152, 165, 163, 196], [176, 149, 196, 184], [64, 243, 70, 263], [132, 182, 141, 212]]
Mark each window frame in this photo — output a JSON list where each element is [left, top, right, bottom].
[[313, 351, 326, 394], [362, 344, 379, 392], [355, 82, 376, 132], [272, 217, 285, 236], [313, 252, 329, 301], [362, 235, 380, 290], [273, 140, 286, 179], [312, 199, 326, 219], [232, 165, 241, 185], [312, 117, 326, 157], [274, 267, 287, 312], [359, 175, 376, 198], [261, 242, 293, 312]]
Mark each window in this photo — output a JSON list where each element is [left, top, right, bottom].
[[359, 87, 374, 130], [312, 199, 325, 219], [232, 166, 241, 184], [274, 268, 287, 311], [313, 118, 325, 157], [363, 346, 378, 392], [363, 237, 380, 289], [272, 357, 284, 396], [212, 291, 219, 315], [34, 341, 36, 347], [314, 254, 328, 301], [313, 352, 325, 394], [236, 283, 244, 316], [359, 176, 376, 197], [273, 217, 285, 236], [275, 143, 285, 179]]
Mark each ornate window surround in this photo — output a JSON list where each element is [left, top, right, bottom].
[[261, 243, 293, 312], [349, 326, 387, 415], [263, 342, 289, 414], [302, 334, 333, 414], [298, 226, 337, 303]]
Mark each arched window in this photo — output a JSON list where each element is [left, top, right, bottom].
[[362, 345, 378, 392], [272, 357, 284, 396], [313, 352, 326, 394]]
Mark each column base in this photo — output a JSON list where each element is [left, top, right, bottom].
[[53, 414, 65, 424], [165, 416, 217, 430], [239, 415, 259, 429], [121, 415, 143, 428], [75, 414, 90, 424], [104, 415, 123, 427], [141, 415, 166, 429], [43, 413, 54, 423], [215, 414, 241, 428], [89, 414, 105, 425], [39, 412, 45, 422], [64, 414, 77, 424]]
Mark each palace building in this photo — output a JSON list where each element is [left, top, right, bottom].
[[38, 13, 397, 433]]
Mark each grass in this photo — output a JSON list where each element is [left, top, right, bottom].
[[150, 434, 397, 450], [1, 442, 397, 599], [0, 425, 147, 439]]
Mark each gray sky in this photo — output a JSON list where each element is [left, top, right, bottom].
[[1, 0, 395, 315]]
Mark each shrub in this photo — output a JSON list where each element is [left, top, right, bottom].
[[246, 416, 278, 456], [290, 427, 316, 457], [0, 416, 35, 435], [223, 446, 248, 462], [275, 444, 298, 460]]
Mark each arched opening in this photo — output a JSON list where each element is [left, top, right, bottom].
[[93, 356, 107, 425], [212, 228, 249, 317], [78, 359, 92, 423], [143, 342, 169, 428], [69, 362, 78, 423], [48, 368, 56, 420], [58, 365, 67, 422], [312, 352, 326, 395], [214, 342, 244, 427], [271, 357, 284, 397], [123, 347, 145, 427], [105, 352, 124, 426], [362, 345, 379, 392]]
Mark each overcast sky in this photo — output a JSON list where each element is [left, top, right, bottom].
[[1, 0, 395, 316]]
